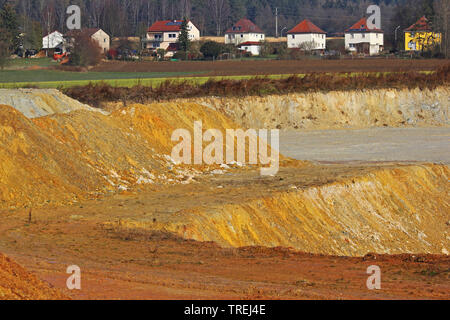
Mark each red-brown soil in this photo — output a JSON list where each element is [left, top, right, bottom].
[[0, 253, 67, 300], [91, 59, 450, 76], [1, 167, 448, 300]]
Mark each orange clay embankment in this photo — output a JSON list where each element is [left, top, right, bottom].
[[115, 164, 449, 257], [0, 253, 67, 300], [0, 101, 249, 209]]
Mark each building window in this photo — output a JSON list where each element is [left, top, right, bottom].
[[351, 34, 354, 38], [362, 34, 365, 38], [292, 35, 295, 39], [241, 34, 243, 38]]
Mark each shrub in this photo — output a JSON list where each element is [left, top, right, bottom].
[[63, 63, 450, 108], [68, 32, 102, 67], [200, 41, 223, 59]]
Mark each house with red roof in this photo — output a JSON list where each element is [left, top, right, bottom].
[[287, 19, 326, 50], [404, 16, 441, 51], [225, 19, 265, 47], [145, 20, 200, 55], [344, 17, 383, 55]]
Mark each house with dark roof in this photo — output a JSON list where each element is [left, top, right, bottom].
[[145, 20, 200, 56], [225, 19, 265, 47], [344, 17, 383, 55], [404, 16, 441, 51], [287, 19, 326, 50], [66, 28, 110, 53]]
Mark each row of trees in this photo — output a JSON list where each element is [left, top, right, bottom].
[[0, 0, 448, 62], [2, 0, 445, 38]]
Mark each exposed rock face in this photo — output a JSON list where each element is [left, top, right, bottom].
[[185, 86, 449, 130]]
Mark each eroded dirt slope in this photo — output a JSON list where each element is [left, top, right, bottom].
[[107, 164, 450, 256], [0, 100, 254, 209], [0, 253, 66, 300], [182, 86, 449, 130]]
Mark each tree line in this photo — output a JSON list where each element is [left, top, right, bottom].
[[0, 0, 448, 56]]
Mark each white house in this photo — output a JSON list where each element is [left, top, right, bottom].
[[66, 28, 110, 54], [345, 17, 384, 56], [238, 41, 262, 56], [42, 31, 65, 52], [225, 19, 265, 46], [287, 19, 326, 50], [146, 20, 200, 55]]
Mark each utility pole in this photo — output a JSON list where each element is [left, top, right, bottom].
[[275, 7, 278, 38], [47, 7, 51, 57], [395, 25, 400, 51]]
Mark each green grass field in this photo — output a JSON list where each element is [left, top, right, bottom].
[[0, 69, 290, 88], [0, 58, 434, 89]]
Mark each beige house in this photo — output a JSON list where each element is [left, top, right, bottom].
[[66, 28, 110, 54]]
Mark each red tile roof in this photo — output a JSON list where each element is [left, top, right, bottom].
[[148, 20, 188, 32], [226, 19, 264, 34], [287, 19, 326, 34], [405, 16, 432, 32], [345, 17, 383, 33]]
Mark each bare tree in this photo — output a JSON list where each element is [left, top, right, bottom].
[[434, 0, 449, 58], [208, 0, 229, 36]]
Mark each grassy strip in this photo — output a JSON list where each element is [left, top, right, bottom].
[[0, 70, 206, 86], [0, 71, 434, 89], [0, 74, 286, 89]]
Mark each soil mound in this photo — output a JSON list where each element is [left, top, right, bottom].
[[0, 253, 67, 300], [0, 99, 266, 209], [0, 89, 105, 118]]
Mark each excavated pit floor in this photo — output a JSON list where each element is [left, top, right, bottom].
[[280, 127, 450, 164], [0, 164, 448, 300], [0, 88, 448, 299]]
